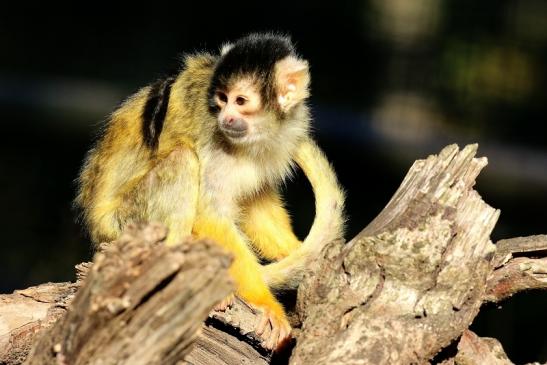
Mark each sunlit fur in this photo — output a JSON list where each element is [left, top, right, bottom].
[[75, 34, 345, 349]]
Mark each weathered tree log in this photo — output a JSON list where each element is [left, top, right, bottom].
[[1, 144, 546, 365], [486, 235, 547, 303], [1, 226, 270, 365], [0, 282, 78, 365], [1, 282, 270, 365], [438, 330, 513, 365], [291, 144, 500, 364], [23, 223, 236, 365]]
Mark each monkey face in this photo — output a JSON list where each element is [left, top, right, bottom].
[[210, 47, 311, 147], [213, 79, 269, 144]]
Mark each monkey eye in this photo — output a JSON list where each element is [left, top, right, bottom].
[[235, 96, 247, 106], [215, 91, 228, 104]]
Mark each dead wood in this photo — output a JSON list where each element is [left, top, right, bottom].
[[1, 144, 546, 365], [439, 330, 513, 365], [23, 223, 235, 365], [0, 282, 77, 365], [486, 235, 547, 303]]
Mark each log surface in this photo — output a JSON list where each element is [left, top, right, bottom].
[[24, 224, 234, 365], [1, 145, 546, 365], [0, 282, 77, 365], [291, 144, 500, 364]]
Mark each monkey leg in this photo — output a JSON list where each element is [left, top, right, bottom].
[[241, 188, 301, 261], [118, 147, 199, 245], [193, 215, 291, 349]]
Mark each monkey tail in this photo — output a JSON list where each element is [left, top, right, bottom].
[[262, 139, 346, 290]]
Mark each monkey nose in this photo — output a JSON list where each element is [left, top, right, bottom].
[[221, 117, 248, 138], [223, 117, 247, 132], [230, 119, 247, 132]]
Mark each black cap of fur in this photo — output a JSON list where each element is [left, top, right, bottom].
[[208, 33, 295, 114]]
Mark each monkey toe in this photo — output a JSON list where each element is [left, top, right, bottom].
[[254, 307, 292, 350], [214, 293, 235, 311]]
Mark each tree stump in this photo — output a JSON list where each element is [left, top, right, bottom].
[[1, 144, 545, 365]]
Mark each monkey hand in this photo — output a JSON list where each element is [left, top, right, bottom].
[[252, 302, 292, 350], [214, 294, 291, 350], [214, 293, 235, 311]]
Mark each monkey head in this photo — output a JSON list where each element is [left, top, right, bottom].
[[208, 34, 310, 145]]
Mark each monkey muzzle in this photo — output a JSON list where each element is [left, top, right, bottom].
[[220, 117, 248, 138]]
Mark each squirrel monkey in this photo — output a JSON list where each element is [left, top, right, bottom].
[[75, 33, 345, 349]]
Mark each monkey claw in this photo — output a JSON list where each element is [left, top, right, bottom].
[[254, 305, 292, 350]]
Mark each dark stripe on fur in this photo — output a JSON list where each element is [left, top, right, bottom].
[[142, 76, 175, 149]]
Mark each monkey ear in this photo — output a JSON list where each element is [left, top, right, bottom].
[[275, 56, 310, 112], [220, 43, 234, 55]]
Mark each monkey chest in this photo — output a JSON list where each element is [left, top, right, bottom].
[[200, 151, 271, 214]]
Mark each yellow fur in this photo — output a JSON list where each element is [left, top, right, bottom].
[[76, 46, 345, 348], [76, 54, 215, 243], [241, 189, 302, 260], [262, 139, 346, 289], [192, 215, 286, 321]]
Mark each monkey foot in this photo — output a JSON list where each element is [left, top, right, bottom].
[[214, 293, 235, 311], [253, 305, 292, 350]]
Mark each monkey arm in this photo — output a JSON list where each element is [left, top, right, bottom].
[[240, 188, 301, 261], [193, 213, 285, 308]]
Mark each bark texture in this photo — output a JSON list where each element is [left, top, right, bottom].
[[0, 282, 77, 365], [291, 144, 499, 364], [1, 144, 546, 365], [453, 330, 512, 365], [486, 235, 547, 303], [24, 224, 235, 365]]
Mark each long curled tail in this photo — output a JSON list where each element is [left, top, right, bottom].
[[262, 138, 345, 289]]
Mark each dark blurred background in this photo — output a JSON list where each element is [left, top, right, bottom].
[[1, 1, 545, 362]]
